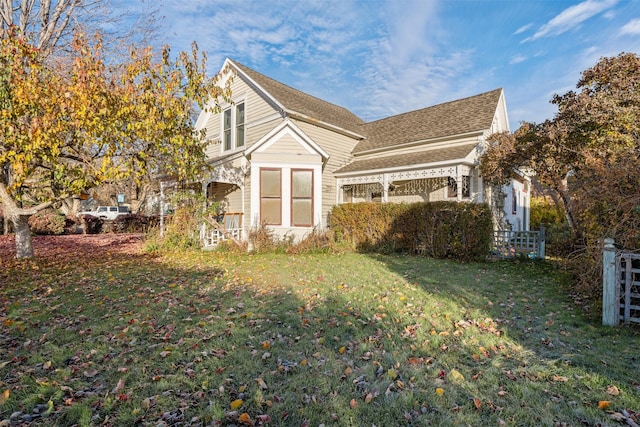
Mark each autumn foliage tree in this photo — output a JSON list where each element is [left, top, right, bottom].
[[480, 52, 640, 296], [0, 27, 228, 258]]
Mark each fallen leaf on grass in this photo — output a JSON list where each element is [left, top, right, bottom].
[[83, 369, 98, 378], [256, 377, 268, 389], [435, 388, 444, 396], [598, 401, 611, 410], [365, 392, 374, 404], [230, 399, 243, 410], [607, 385, 620, 396], [0, 389, 9, 404], [473, 397, 482, 409], [449, 369, 464, 383], [350, 398, 358, 408], [238, 413, 252, 425], [552, 375, 569, 382]]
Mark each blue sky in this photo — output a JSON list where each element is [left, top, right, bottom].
[[147, 0, 639, 130]]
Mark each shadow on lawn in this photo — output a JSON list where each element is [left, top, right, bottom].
[[2, 243, 639, 426], [369, 253, 640, 418]]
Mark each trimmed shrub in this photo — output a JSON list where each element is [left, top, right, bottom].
[[80, 214, 104, 234], [112, 214, 160, 233], [28, 210, 66, 235], [331, 201, 492, 261]]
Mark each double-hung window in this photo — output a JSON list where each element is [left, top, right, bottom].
[[260, 168, 281, 225], [223, 102, 245, 151], [291, 169, 313, 226]]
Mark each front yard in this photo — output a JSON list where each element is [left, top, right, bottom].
[[1, 235, 639, 426]]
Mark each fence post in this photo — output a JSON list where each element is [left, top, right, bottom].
[[538, 224, 545, 259], [602, 238, 618, 326]]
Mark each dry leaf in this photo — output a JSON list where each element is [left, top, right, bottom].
[[606, 385, 620, 396], [552, 375, 568, 382], [598, 401, 611, 410], [365, 393, 374, 404], [350, 398, 358, 409], [0, 389, 9, 404], [473, 397, 482, 409], [256, 378, 268, 389], [238, 412, 252, 425], [230, 399, 243, 410], [435, 387, 445, 396], [449, 369, 464, 383], [339, 346, 346, 354], [83, 369, 98, 378]]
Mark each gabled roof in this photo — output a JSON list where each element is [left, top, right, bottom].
[[334, 143, 478, 175], [230, 59, 365, 136], [353, 88, 503, 154]]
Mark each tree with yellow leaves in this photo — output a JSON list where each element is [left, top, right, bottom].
[[0, 27, 228, 258]]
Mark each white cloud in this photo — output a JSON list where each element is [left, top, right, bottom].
[[527, 0, 617, 41], [509, 55, 527, 65], [514, 23, 533, 35], [620, 18, 640, 35]]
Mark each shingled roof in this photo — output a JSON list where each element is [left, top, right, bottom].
[[231, 60, 365, 135], [353, 88, 503, 154], [334, 143, 478, 175]]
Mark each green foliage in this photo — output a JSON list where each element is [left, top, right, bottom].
[[330, 201, 493, 261], [154, 191, 209, 250], [27, 210, 66, 235], [530, 197, 565, 229]]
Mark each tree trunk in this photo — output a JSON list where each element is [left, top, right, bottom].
[[12, 214, 34, 259]]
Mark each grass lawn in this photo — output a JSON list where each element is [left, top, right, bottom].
[[1, 235, 639, 426]]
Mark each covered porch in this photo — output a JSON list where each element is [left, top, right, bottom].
[[336, 164, 481, 205]]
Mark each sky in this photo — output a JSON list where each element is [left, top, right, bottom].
[[138, 0, 639, 131]]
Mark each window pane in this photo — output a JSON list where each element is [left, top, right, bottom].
[[260, 170, 281, 197], [236, 125, 245, 147], [292, 199, 312, 226], [261, 199, 281, 224], [223, 109, 231, 150], [236, 103, 245, 147], [292, 170, 312, 197], [235, 103, 244, 125]]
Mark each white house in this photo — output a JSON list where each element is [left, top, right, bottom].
[[195, 59, 530, 246]]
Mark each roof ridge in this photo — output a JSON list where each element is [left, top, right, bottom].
[[229, 58, 364, 123], [364, 88, 503, 125]]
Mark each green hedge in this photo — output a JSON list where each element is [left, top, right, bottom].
[[330, 201, 493, 261]]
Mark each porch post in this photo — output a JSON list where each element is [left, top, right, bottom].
[[602, 238, 618, 326], [382, 174, 390, 203], [456, 166, 462, 202]]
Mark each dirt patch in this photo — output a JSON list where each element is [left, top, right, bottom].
[[0, 233, 145, 260]]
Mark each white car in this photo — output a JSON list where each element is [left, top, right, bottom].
[[79, 206, 130, 220]]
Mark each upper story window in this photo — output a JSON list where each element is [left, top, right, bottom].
[[223, 102, 245, 151]]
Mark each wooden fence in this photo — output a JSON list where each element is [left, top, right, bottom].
[[602, 238, 640, 325], [492, 226, 545, 260]]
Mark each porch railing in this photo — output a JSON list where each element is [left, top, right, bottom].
[[201, 212, 243, 248]]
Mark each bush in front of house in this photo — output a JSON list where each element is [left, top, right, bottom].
[[330, 201, 493, 261], [28, 210, 66, 235], [80, 214, 104, 234], [112, 214, 161, 233]]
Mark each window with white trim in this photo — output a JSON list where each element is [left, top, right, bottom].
[[291, 169, 313, 226], [260, 168, 281, 225], [223, 102, 245, 151]]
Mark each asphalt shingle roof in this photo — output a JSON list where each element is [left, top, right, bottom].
[[334, 143, 478, 174], [353, 88, 502, 154], [231, 60, 365, 135], [228, 60, 502, 174]]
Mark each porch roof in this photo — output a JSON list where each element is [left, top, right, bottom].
[[334, 143, 477, 175]]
